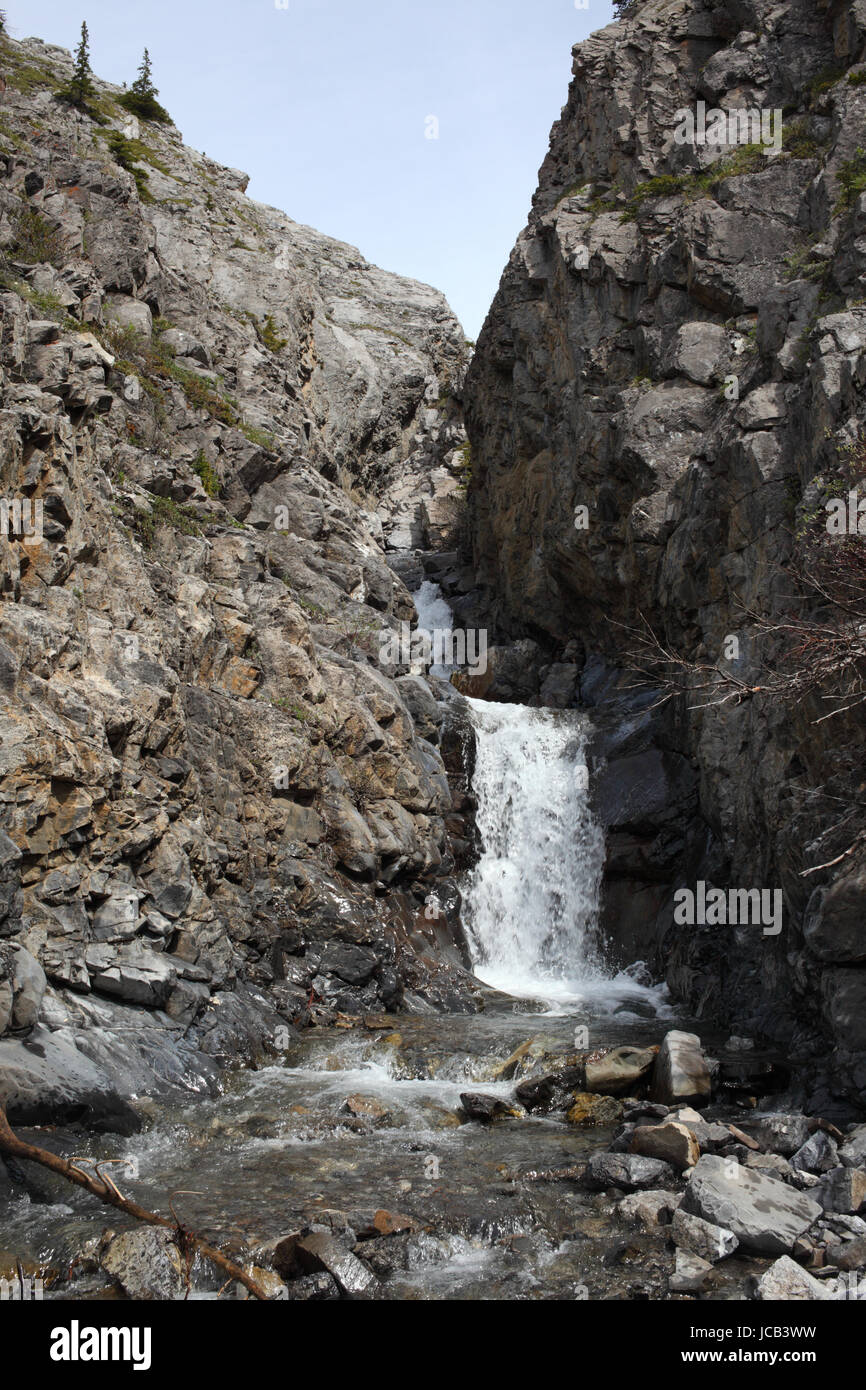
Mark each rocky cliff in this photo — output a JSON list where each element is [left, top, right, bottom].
[[464, 0, 866, 1106], [0, 33, 476, 1130]]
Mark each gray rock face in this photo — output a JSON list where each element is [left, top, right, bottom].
[[462, 0, 866, 1099], [681, 1155, 823, 1255], [0, 33, 478, 1126]]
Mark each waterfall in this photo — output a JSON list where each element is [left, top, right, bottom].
[[411, 579, 668, 1016], [462, 698, 607, 1004]]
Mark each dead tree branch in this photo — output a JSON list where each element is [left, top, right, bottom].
[[0, 1105, 268, 1300]]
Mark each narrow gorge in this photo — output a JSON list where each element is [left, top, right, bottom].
[[1, 0, 866, 1312]]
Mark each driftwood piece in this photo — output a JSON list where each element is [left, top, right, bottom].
[[0, 1105, 268, 1300]]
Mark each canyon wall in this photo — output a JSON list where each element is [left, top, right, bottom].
[[0, 33, 474, 1129], [464, 0, 866, 1105]]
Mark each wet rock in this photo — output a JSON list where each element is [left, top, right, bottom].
[[320, 942, 379, 987], [757, 1255, 832, 1301], [815, 1167, 866, 1216], [283, 1234, 380, 1295], [100, 1228, 184, 1301], [283, 1272, 341, 1301], [840, 1126, 866, 1169], [567, 1093, 624, 1126], [681, 1155, 823, 1255], [622, 1100, 669, 1122], [737, 1113, 811, 1158], [585, 1045, 657, 1096], [459, 1092, 522, 1122], [515, 1065, 584, 1112], [582, 1152, 677, 1193], [630, 1122, 700, 1170], [671, 1209, 738, 1263], [357, 1210, 416, 1238], [617, 1190, 678, 1228], [650, 1032, 710, 1107], [669, 1249, 712, 1294], [232, 1267, 287, 1300], [791, 1130, 839, 1175], [342, 1094, 391, 1125]]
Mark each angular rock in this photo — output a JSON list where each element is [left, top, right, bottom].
[[681, 1155, 823, 1255], [757, 1255, 831, 1301], [584, 1045, 657, 1096], [738, 1114, 811, 1158], [630, 1121, 700, 1170], [671, 1208, 738, 1263], [582, 1152, 676, 1193], [292, 1231, 379, 1297], [616, 1189, 678, 1228], [790, 1130, 839, 1175], [669, 1248, 712, 1294], [815, 1167, 866, 1216], [100, 1228, 184, 1300], [566, 1093, 624, 1126], [459, 1092, 521, 1122], [650, 1032, 711, 1107]]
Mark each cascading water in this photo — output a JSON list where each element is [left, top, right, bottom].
[[412, 579, 669, 1017], [462, 698, 607, 1004]]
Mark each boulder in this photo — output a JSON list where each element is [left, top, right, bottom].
[[459, 1092, 522, 1122], [682, 1155, 822, 1254], [757, 1255, 831, 1301], [292, 1231, 379, 1296], [671, 1208, 738, 1263], [651, 1031, 711, 1107], [840, 1126, 866, 1169], [585, 1045, 657, 1095], [515, 1066, 585, 1112], [567, 1093, 624, 1126], [669, 1248, 712, 1293], [737, 1113, 812, 1157], [616, 1189, 678, 1228], [582, 1152, 677, 1192], [815, 1167, 866, 1215], [630, 1122, 700, 1169], [100, 1228, 184, 1300], [790, 1130, 839, 1175]]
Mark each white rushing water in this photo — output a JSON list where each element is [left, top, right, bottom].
[[412, 580, 669, 1017], [462, 698, 607, 1004]]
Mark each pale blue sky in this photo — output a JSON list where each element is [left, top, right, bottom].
[[4, 0, 613, 337]]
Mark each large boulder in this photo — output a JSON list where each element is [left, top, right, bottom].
[[585, 1045, 657, 1095], [630, 1121, 700, 1170], [651, 1031, 711, 1106], [681, 1155, 823, 1255]]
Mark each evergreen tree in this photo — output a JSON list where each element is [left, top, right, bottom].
[[57, 21, 96, 112], [70, 21, 95, 105], [119, 47, 171, 125]]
